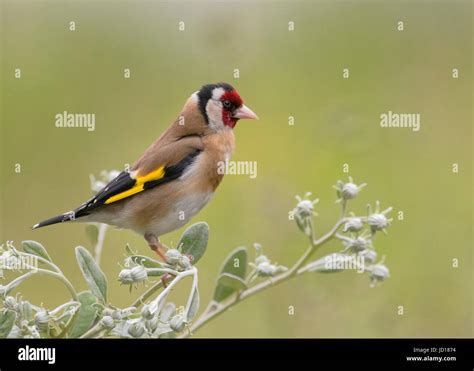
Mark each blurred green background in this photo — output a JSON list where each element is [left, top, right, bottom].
[[1, 0, 472, 337]]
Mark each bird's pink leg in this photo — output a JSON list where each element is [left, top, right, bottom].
[[144, 234, 172, 288], [144, 233, 167, 262]]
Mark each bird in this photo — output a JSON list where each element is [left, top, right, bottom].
[[32, 82, 258, 261]]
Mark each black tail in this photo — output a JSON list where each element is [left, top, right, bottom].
[[32, 212, 77, 230]]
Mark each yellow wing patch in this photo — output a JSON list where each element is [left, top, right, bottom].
[[104, 166, 165, 204]]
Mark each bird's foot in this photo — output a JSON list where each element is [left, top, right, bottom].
[[161, 273, 171, 288], [183, 253, 194, 263]]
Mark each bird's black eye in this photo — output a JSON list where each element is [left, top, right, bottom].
[[222, 100, 232, 109]]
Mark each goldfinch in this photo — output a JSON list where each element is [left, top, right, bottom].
[[33, 83, 258, 259]]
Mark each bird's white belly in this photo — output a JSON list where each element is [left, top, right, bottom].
[[145, 192, 213, 236]]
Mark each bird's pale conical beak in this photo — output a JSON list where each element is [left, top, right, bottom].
[[233, 105, 259, 120]]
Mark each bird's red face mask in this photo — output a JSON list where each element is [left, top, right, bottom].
[[220, 90, 259, 129], [197, 83, 259, 130]]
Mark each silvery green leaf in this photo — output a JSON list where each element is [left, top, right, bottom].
[[7, 324, 21, 338], [169, 315, 185, 332], [75, 246, 108, 302], [125, 243, 135, 256], [21, 240, 52, 262], [145, 269, 166, 277], [128, 255, 163, 269], [154, 322, 173, 337], [58, 306, 81, 338], [85, 224, 99, 246], [177, 222, 209, 264], [68, 291, 98, 338], [0, 310, 16, 338], [216, 273, 247, 291], [159, 303, 176, 323], [213, 247, 247, 303], [159, 330, 177, 339], [111, 321, 129, 338], [184, 280, 200, 322], [18, 301, 33, 321]]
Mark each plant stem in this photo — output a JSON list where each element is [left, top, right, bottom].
[[26, 253, 62, 273], [150, 268, 195, 315], [80, 322, 104, 339], [340, 200, 347, 219], [94, 223, 108, 265], [182, 217, 346, 337], [130, 280, 166, 308]]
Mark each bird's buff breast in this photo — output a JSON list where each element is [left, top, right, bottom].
[[142, 191, 214, 236]]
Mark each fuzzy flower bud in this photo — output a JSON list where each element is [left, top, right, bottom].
[[360, 249, 377, 264], [343, 236, 371, 253], [334, 177, 367, 202], [255, 254, 270, 266], [296, 200, 314, 217], [342, 182, 359, 200], [140, 305, 154, 320], [294, 193, 319, 219], [370, 263, 390, 287], [367, 201, 393, 233], [179, 255, 192, 269], [257, 262, 277, 276], [368, 213, 389, 232], [118, 269, 134, 285], [128, 322, 145, 338], [293, 195, 318, 236], [130, 266, 148, 283], [119, 266, 147, 284], [4, 296, 17, 310], [165, 249, 181, 265], [256, 261, 287, 277], [111, 310, 123, 321], [34, 310, 50, 330], [169, 315, 185, 332], [101, 316, 115, 329], [145, 317, 159, 332], [343, 217, 364, 232]]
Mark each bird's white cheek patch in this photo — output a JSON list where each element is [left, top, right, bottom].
[[206, 100, 225, 131]]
